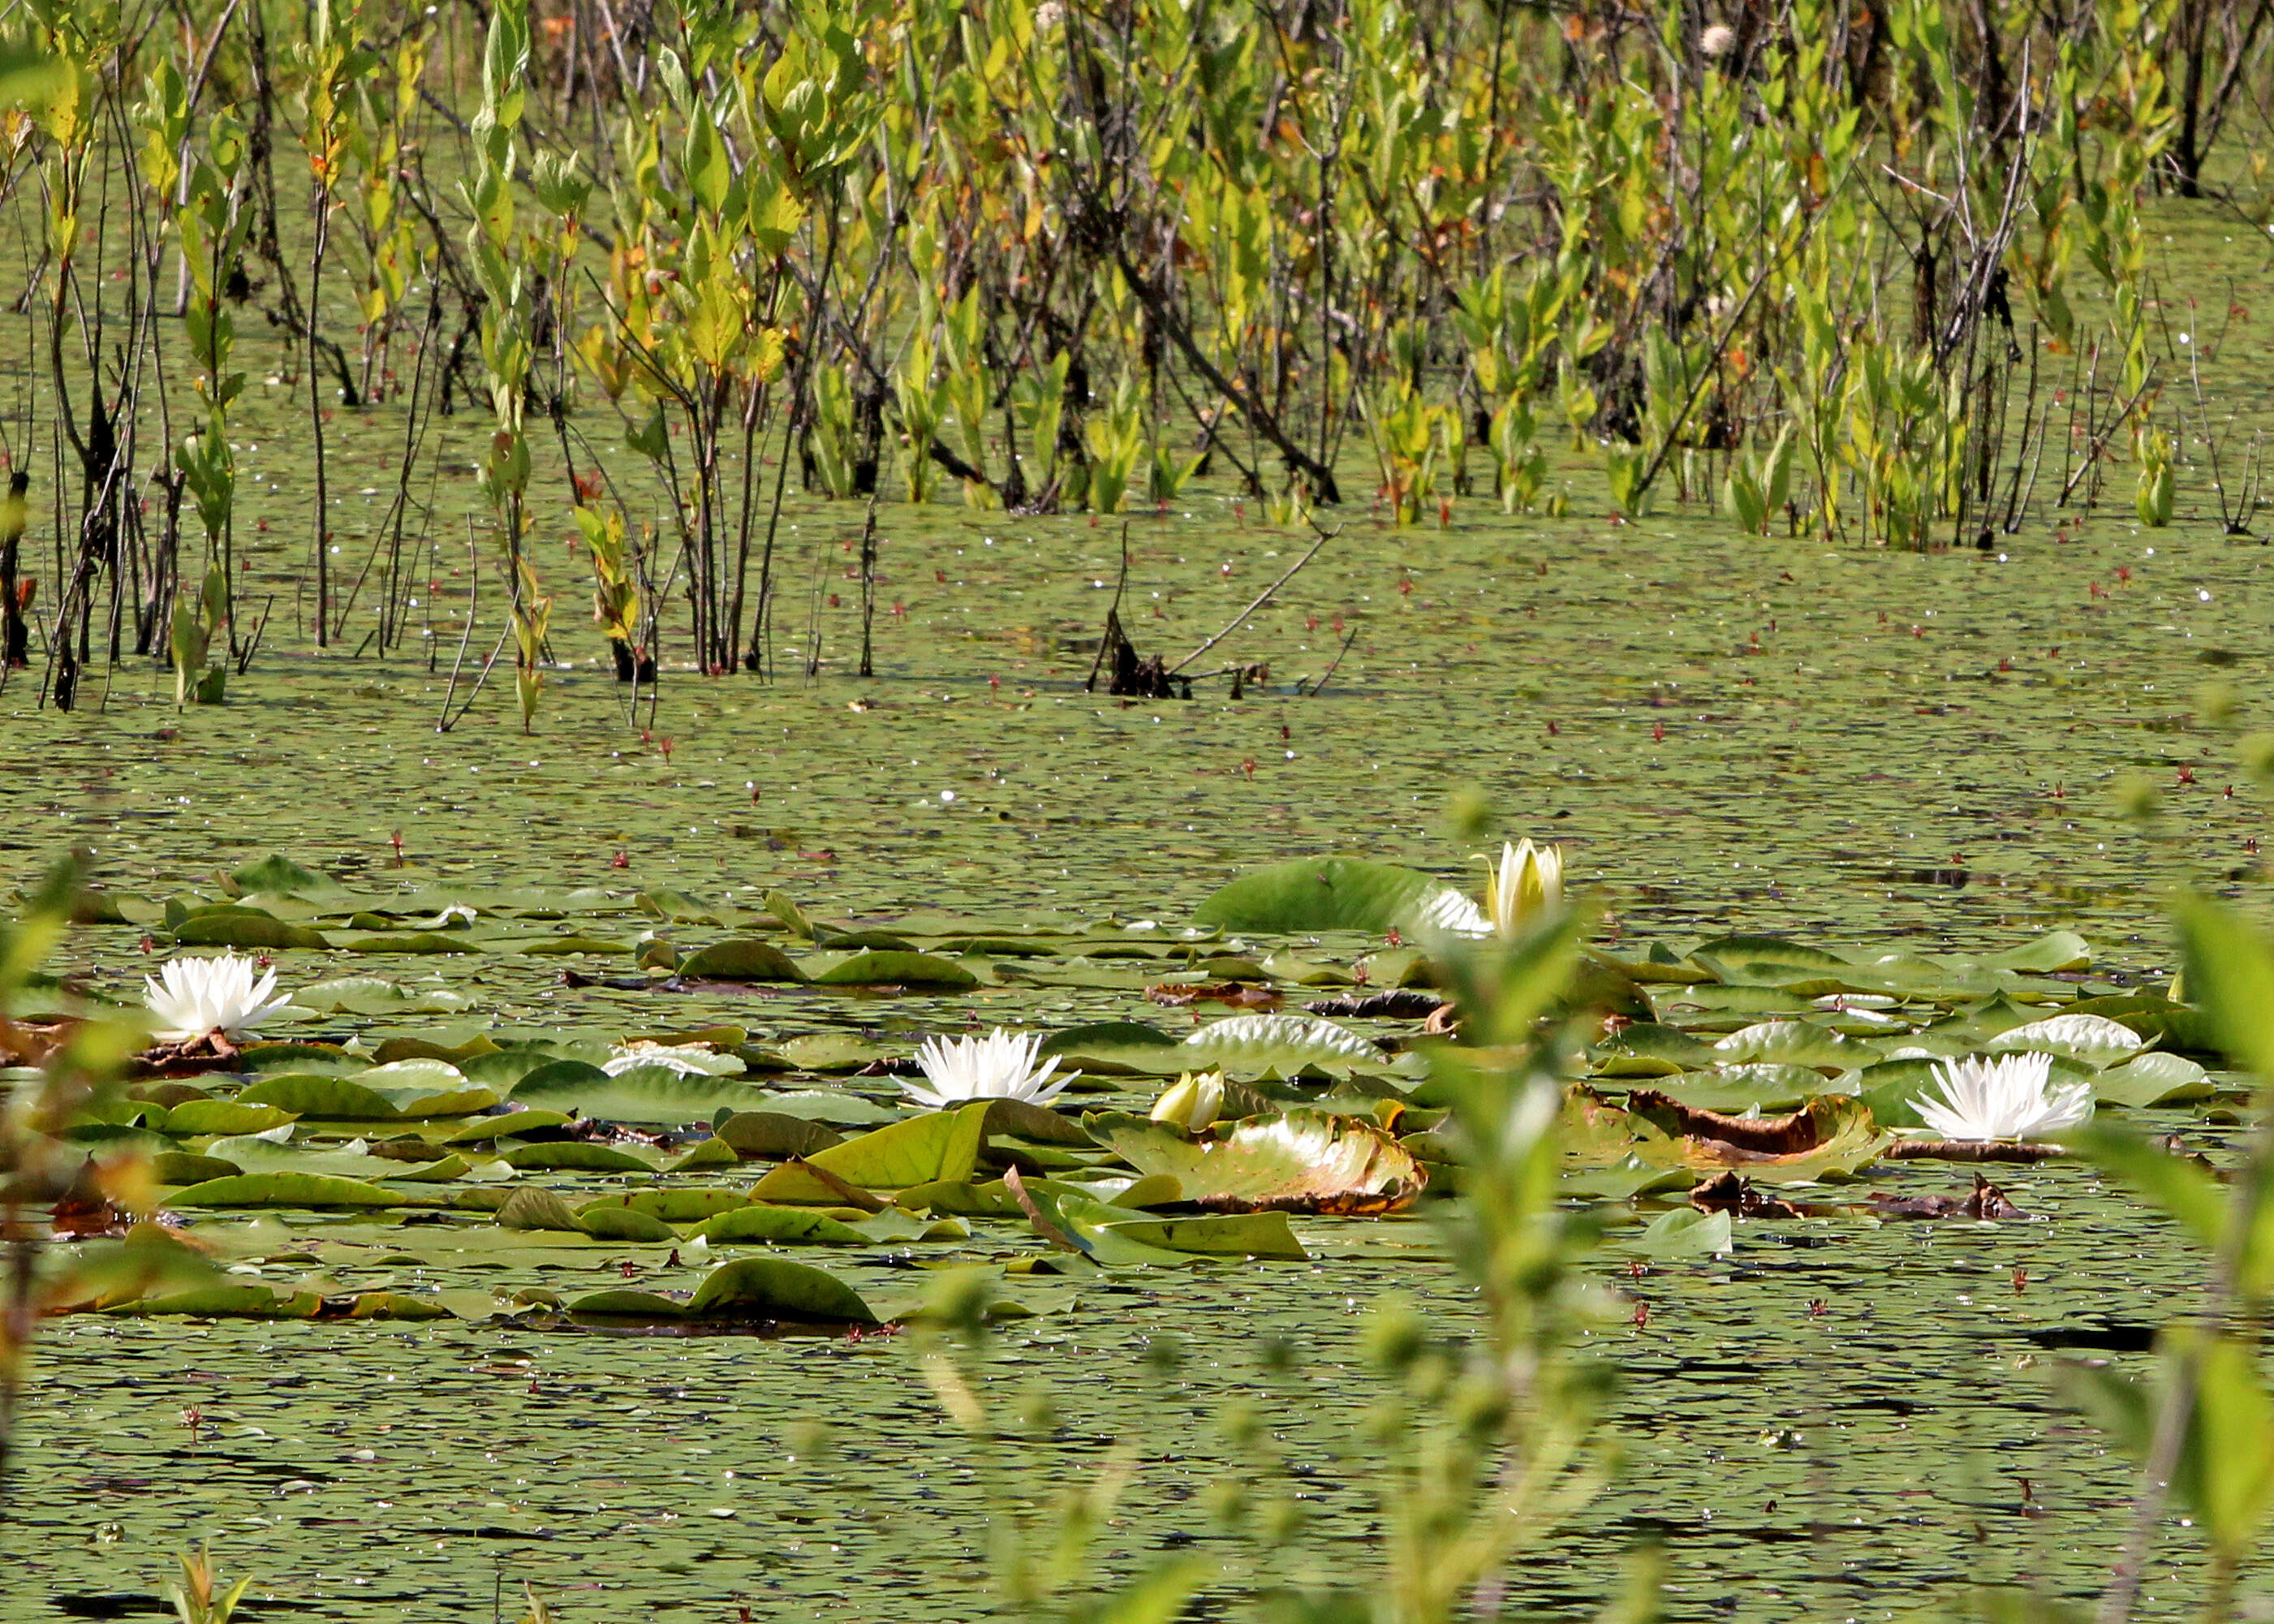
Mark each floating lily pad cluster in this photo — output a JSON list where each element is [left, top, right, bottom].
[[14, 855, 2240, 1329]]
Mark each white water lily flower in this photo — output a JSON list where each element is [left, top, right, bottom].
[[904, 1027, 1076, 1109], [1151, 1070, 1227, 1131], [1912, 1051, 2093, 1142], [142, 954, 291, 1044], [1481, 839, 1564, 938]]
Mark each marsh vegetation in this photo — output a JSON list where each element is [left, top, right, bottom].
[[7, 2, 2274, 1621]]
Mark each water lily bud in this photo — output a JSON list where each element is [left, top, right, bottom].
[[1150, 1070, 1225, 1131], [1482, 838, 1565, 938]]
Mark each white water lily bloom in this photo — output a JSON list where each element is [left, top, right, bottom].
[[142, 954, 291, 1044], [904, 1027, 1076, 1109], [1912, 1051, 2093, 1141], [1482, 839, 1564, 938], [1151, 1070, 1227, 1131]]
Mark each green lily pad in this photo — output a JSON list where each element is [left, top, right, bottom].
[[1084, 1109, 1428, 1213], [511, 1062, 776, 1125], [687, 1257, 878, 1322], [802, 949, 980, 989], [170, 1173, 407, 1208], [1630, 1208, 1734, 1257], [693, 1205, 872, 1245], [235, 1075, 405, 1120], [1192, 856, 1479, 936], [677, 939, 806, 982], [748, 1101, 992, 1201]]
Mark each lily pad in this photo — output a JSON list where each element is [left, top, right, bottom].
[[685, 1257, 877, 1322], [1192, 856, 1480, 936], [1986, 1013, 2145, 1067], [693, 1205, 872, 1245], [511, 1062, 775, 1125], [676, 939, 806, 982], [170, 1173, 407, 1208], [801, 949, 980, 989], [1181, 1014, 1388, 1080], [748, 1102, 992, 1201], [1085, 1109, 1428, 1213]]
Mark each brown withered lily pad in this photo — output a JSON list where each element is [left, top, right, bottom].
[[1686, 1171, 1808, 1220], [1083, 1108, 1428, 1214], [1882, 1138, 2070, 1163], [50, 1159, 134, 1239], [131, 1030, 250, 1078], [1304, 990, 1446, 1021], [1565, 1087, 1889, 1184], [1871, 1174, 2028, 1221], [1147, 981, 1284, 1011], [0, 1016, 76, 1069]]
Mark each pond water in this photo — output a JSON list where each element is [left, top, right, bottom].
[[6, 209, 2272, 1620]]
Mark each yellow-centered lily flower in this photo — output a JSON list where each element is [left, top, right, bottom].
[[1481, 838, 1563, 937], [1151, 1070, 1226, 1131]]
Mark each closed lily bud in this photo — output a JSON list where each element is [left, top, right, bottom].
[[1151, 1070, 1225, 1131]]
